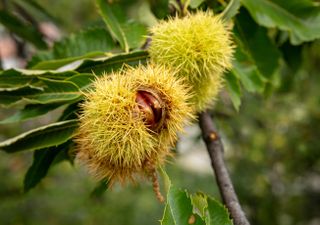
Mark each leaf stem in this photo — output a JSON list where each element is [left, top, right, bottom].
[[198, 111, 250, 225]]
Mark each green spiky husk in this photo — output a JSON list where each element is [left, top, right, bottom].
[[75, 64, 194, 185], [149, 11, 234, 111]]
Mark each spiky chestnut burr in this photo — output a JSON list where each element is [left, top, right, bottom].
[[149, 11, 234, 112], [75, 64, 194, 198]]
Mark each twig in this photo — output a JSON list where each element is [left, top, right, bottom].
[[199, 111, 250, 225]]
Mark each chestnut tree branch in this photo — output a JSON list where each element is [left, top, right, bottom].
[[199, 111, 250, 225]]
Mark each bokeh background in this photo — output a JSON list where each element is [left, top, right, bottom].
[[0, 0, 320, 225]]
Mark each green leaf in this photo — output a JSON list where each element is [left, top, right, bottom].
[[160, 172, 232, 225], [0, 86, 42, 107], [0, 10, 47, 49], [30, 50, 148, 74], [66, 73, 94, 90], [225, 71, 242, 111], [76, 50, 149, 74], [58, 102, 80, 121], [96, 0, 147, 51], [241, 0, 320, 45], [29, 28, 115, 69], [221, 0, 241, 21], [96, 0, 129, 52], [161, 187, 205, 225], [149, 0, 169, 18], [90, 179, 109, 198], [234, 9, 281, 80], [23, 142, 70, 192], [13, 0, 59, 22], [0, 119, 78, 153], [0, 69, 78, 90], [0, 78, 81, 107], [206, 198, 233, 225], [191, 193, 208, 218], [232, 44, 265, 93], [0, 104, 61, 124], [189, 0, 205, 9]]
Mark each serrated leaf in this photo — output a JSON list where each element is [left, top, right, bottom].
[[191, 193, 208, 218], [241, 0, 320, 45], [232, 45, 265, 93], [96, 0, 147, 51], [0, 78, 81, 107], [0, 103, 61, 124], [29, 78, 81, 104], [0, 10, 47, 49], [221, 0, 240, 21], [76, 50, 148, 74], [96, 0, 129, 52], [30, 50, 148, 74], [0, 119, 78, 153], [23, 143, 70, 192], [225, 71, 242, 111], [30, 52, 106, 70], [0, 86, 42, 107], [206, 198, 233, 225], [29, 28, 115, 69], [65, 73, 95, 90], [162, 187, 205, 225], [0, 69, 78, 90], [0, 70, 33, 89], [235, 9, 281, 80]]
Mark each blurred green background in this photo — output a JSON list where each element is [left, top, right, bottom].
[[0, 0, 320, 225]]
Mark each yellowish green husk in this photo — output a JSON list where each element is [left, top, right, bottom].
[[149, 11, 234, 111], [75, 64, 194, 186]]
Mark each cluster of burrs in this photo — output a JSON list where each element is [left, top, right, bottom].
[[76, 11, 234, 202]]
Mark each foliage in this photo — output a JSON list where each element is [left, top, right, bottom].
[[0, 0, 319, 224]]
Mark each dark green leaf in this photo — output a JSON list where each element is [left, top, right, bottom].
[[0, 86, 42, 107], [241, 0, 320, 45], [23, 143, 67, 192], [232, 45, 265, 93], [0, 10, 47, 49], [96, 0, 147, 51], [0, 78, 81, 107], [65, 73, 95, 90], [234, 9, 281, 80], [29, 28, 115, 69], [58, 102, 81, 121], [0, 119, 78, 153], [0, 104, 61, 124], [149, 0, 169, 18], [225, 71, 242, 111], [96, 0, 129, 52], [31, 50, 148, 74], [0, 69, 78, 89], [13, 0, 59, 22], [221, 0, 240, 21], [0, 70, 35, 89], [76, 50, 149, 74], [90, 179, 109, 198]]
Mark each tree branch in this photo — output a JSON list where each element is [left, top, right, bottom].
[[199, 111, 250, 225]]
